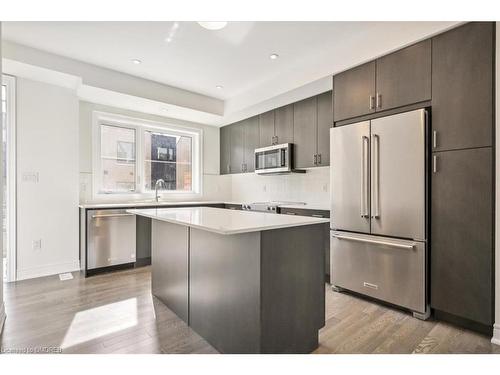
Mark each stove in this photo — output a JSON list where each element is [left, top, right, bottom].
[[241, 201, 306, 214]]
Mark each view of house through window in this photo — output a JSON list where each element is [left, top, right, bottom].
[[100, 124, 136, 193], [144, 130, 192, 191], [96, 115, 198, 195]]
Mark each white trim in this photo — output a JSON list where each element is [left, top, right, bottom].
[[2, 74, 17, 282], [16, 260, 80, 281], [492, 324, 500, 346], [91, 110, 203, 201], [0, 303, 5, 335]]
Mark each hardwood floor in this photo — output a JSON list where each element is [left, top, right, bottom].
[[0, 267, 498, 354]]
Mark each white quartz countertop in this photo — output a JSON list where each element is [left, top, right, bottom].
[[127, 207, 330, 235], [79, 200, 227, 209]]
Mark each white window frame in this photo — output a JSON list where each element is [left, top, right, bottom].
[[2, 74, 17, 282], [92, 111, 202, 200]]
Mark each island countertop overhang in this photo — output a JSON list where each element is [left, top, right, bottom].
[[127, 207, 329, 235]]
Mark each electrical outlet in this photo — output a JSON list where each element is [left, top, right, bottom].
[[32, 239, 42, 251]]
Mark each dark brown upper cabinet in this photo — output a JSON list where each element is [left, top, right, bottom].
[[293, 96, 318, 168], [259, 110, 275, 147], [376, 39, 431, 111], [333, 61, 376, 122], [316, 91, 333, 166], [274, 104, 294, 145], [431, 22, 494, 151], [243, 116, 260, 172], [229, 121, 245, 174], [220, 126, 231, 175]]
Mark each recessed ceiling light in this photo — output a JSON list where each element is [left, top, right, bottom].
[[197, 22, 227, 30], [269, 53, 279, 60], [216, 85, 223, 90], [131, 59, 142, 65]]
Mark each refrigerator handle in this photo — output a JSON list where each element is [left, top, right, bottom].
[[332, 233, 416, 250], [372, 134, 380, 219], [360, 136, 369, 218]]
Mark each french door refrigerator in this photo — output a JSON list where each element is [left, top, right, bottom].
[[330, 109, 428, 319]]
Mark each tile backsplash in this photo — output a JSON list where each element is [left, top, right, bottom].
[[230, 166, 330, 208], [79, 167, 330, 208]]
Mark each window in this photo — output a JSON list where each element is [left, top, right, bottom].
[[93, 112, 201, 197], [143, 130, 192, 192], [100, 125, 136, 193]]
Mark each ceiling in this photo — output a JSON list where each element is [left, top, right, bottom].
[[2, 21, 459, 122]]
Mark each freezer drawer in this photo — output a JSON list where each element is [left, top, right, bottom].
[[87, 209, 137, 270], [330, 231, 426, 314]]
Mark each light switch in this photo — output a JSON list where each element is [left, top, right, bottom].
[[23, 172, 39, 183]]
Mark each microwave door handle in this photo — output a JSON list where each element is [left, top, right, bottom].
[[281, 149, 286, 167]]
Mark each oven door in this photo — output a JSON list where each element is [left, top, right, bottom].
[[255, 144, 291, 174]]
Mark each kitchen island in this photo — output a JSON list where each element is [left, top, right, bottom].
[[128, 206, 329, 354]]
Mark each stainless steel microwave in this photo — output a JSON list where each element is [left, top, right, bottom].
[[254, 143, 293, 174]]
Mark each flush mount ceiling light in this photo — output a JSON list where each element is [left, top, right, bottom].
[[197, 22, 227, 30], [269, 53, 279, 60], [216, 85, 223, 90], [131, 59, 142, 65]]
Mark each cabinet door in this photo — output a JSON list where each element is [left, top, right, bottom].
[[274, 104, 294, 144], [431, 147, 493, 325], [376, 39, 431, 111], [316, 91, 332, 167], [259, 110, 275, 147], [293, 96, 317, 168], [244, 116, 260, 172], [220, 126, 231, 175], [230, 121, 245, 174], [432, 22, 494, 151], [333, 61, 376, 122]]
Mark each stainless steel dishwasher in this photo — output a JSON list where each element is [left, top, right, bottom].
[[87, 209, 137, 270]]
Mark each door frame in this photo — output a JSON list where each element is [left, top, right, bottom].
[[3, 74, 17, 282]]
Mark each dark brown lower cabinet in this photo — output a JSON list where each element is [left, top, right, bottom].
[[431, 147, 493, 331]]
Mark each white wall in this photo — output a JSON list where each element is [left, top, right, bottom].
[[78, 101, 231, 204], [230, 167, 330, 209], [0, 22, 5, 332], [16, 78, 80, 280]]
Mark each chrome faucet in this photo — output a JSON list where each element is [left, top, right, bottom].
[[155, 179, 166, 202]]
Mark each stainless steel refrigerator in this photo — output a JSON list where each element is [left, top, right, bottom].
[[330, 109, 429, 319]]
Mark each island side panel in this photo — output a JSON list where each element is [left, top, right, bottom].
[[151, 220, 189, 323], [260, 224, 325, 353], [189, 228, 261, 353]]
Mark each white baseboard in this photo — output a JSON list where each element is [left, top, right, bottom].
[[492, 324, 500, 346], [0, 302, 6, 336], [16, 260, 80, 281]]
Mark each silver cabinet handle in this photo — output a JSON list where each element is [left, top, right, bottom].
[[432, 130, 437, 149], [433, 155, 438, 173], [92, 213, 135, 219], [376, 93, 382, 109], [369, 95, 375, 110], [314, 154, 318, 165], [372, 134, 380, 219], [360, 136, 369, 218], [311, 214, 324, 218], [332, 233, 416, 250], [317, 154, 322, 164], [284, 212, 296, 215]]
